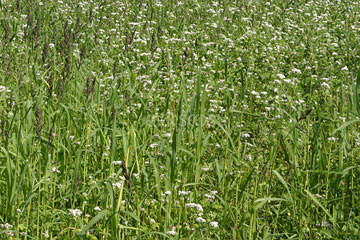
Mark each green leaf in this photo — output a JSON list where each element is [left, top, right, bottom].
[[77, 210, 110, 236], [305, 190, 334, 224], [332, 119, 360, 134]]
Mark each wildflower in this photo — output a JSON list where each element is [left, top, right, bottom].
[[112, 161, 123, 165], [205, 193, 215, 201], [241, 133, 251, 138], [196, 217, 206, 223], [185, 203, 203, 212], [292, 68, 301, 74], [277, 73, 285, 79], [166, 227, 176, 235], [112, 182, 122, 189], [0, 86, 6, 92], [209, 221, 219, 228], [94, 206, 101, 211], [0, 223, 13, 229], [150, 143, 158, 148], [321, 82, 330, 89], [166, 230, 176, 235], [42, 230, 49, 238], [4, 231, 14, 237], [68, 209, 82, 217], [178, 191, 190, 196]]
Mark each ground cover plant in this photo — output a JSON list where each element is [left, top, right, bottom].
[[0, 0, 360, 239]]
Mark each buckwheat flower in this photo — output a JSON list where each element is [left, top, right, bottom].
[[292, 68, 301, 74], [112, 161, 122, 165], [150, 143, 158, 148], [241, 133, 251, 138], [196, 217, 206, 223], [68, 209, 82, 217], [205, 193, 215, 201], [5, 231, 14, 237], [112, 182, 122, 190], [186, 203, 203, 212], [164, 190, 171, 195], [166, 230, 176, 236], [321, 82, 330, 89], [178, 191, 190, 196], [1, 223, 13, 229], [166, 227, 176, 235], [341, 66, 348, 71], [94, 206, 101, 211], [42, 230, 49, 238], [209, 221, 219, 228], [277, 73, 285, 79], [163, 133, 171, 138]]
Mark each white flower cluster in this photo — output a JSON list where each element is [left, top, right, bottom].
[[68, 209, 82, 217], [185, 203, 203, 212]]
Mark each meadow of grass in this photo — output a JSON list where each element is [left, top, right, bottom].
[[0, 0, 360, 239]]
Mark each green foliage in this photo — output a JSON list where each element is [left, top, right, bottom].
[[0, 0, 359, 239]]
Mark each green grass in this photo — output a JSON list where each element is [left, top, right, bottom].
[[0, 0, 360, 239]]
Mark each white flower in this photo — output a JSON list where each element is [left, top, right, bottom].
[[196, 217, 206, 223], [178, 191, 190, 196], [164, 191, 171, 195], [112, 182, 122, 189], [185, 203, 203, 212], [292, 68, 301, 74], [209, 221, 219, 228], [112, 161, 123, 165], [166, 230, 176, 235], [341, 66, 348, 71], [0, 223, 13, 229], [150, 143, 158, 148], [241, 133, 250, 138], [205, 193, 215, 201], [277, 73, 285, 79], [0, 86, 6, 92], [94, 206, 101, 211], [166, 226, 176, 235], [42, 230, 49, 238], [321, 82, 330, 89], [163, 133, 171, 138], [68, 209, 82, 217]]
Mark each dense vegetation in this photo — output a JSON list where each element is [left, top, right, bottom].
[[0, 0, 359, 239]]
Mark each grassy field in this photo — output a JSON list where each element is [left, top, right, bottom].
[[0, 0, 360, 239]]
